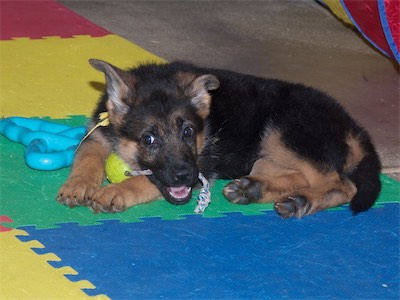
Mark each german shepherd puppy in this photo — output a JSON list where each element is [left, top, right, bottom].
[[57, 59, 381, 218]]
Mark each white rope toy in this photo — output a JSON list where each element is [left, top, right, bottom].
[[125, 170, 153, 176], [194, 172, 211, 213]]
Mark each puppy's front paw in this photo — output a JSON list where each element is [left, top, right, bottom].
[[223, 177, 262, 204], [91, 184, 133, 213], [57, 177, 99, 208]]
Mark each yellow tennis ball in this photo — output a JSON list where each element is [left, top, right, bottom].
[[105, 153, 132, 183]]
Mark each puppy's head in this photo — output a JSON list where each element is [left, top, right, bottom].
[[90, 59, 219, 205]]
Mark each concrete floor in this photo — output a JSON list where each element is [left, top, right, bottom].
[[62, 0, 399, 179]]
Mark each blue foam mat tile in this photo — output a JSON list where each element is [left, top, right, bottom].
[[18, 204, 399, 299]]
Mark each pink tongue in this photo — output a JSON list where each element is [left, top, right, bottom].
[[167, 186, 191, 199]]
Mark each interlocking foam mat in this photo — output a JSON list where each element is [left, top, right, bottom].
[[1, 1, 399, 298]]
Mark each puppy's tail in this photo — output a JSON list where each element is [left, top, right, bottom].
[[348, 140, 381, 214]]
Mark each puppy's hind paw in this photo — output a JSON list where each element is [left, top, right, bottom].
[[274, 196, 312, 218], [223, 177, 262, 205]]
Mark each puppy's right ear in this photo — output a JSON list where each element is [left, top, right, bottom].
[[187, 74, 219, 119], [89, 59, 136, 114]]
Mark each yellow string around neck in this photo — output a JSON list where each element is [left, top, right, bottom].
[[75, 112, 109, 152]]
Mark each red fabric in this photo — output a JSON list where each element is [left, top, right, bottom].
[[343, 0, 391, 55], [383, 0, 399, 52], [0, 0, 110, 40]]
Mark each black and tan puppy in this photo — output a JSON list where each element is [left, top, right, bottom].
[[57, 59, 381, 218]]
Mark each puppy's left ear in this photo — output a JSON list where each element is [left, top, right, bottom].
[[89, 59, 136, 115], [188, 74, 220, 119]]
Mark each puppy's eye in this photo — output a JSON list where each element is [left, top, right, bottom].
[[183, 126, 194, 138], [142, 134, 156, 145]]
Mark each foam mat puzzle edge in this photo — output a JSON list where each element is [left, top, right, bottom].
[[16, 207, 399, 299], [0, 0, 110, 40], [0, 216, 13, 232], [0, 228, 109, 299]]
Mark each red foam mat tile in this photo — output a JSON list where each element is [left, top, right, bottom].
[[0, 0, 110, 40], [0, 216, 13, 232]]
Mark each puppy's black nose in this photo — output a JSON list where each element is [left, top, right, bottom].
[[171, 161, 196, 185], [174, 169, 190, 183]]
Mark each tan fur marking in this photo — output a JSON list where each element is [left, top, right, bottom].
[[169, 109, 187, 123], [176, 72, 196, 92], [261, 132, 347, 186], [106, 99, 124, 127], [251, 131, 357, 213], [192, 93, 212, 119], [176, 72, 216, 119], [344, 134, 365, 173], [165, 108, 207, 155], [57, 138, 111, 206], [86, 123, 112, 147], [116, 138, 140, 170], [91, 176, 162, 212], [311, 178, 357, 212], [196, 130, 206, 154], [71, 139, 110, 181]]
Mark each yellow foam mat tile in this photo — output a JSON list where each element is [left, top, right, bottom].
[[0, 35, 165, 118], [0, 229, 109, 299]]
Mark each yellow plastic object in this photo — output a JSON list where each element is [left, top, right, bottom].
[[0, 34, 165, 118], [0, 229, 109, 299], [321, 0, 353, 25], [105, 153, 132, 183]]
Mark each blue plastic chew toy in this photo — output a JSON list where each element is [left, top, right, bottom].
[[0, 117, 86, 170]]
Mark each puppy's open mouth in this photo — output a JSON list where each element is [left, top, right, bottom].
[[164, 186, 192, 205]]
